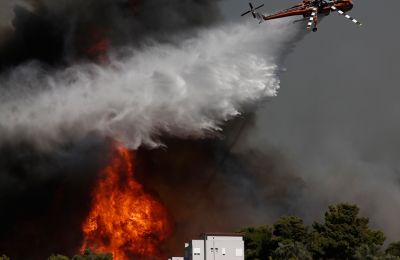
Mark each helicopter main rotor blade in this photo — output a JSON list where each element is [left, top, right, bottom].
[[255, 4, 264, 10], [241, 10, 252, 16], [331, 5, 363, 26], [241, 2, 264, 22]]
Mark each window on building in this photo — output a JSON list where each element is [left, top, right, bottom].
[[194, 248, 201, 256], [235, 248, 243, 257]]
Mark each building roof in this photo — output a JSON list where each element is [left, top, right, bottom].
[[200, 232, 244, 238]]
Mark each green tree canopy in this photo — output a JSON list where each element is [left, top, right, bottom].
[[273, 242, 312, 260], [48, 254, 70, 260], [240, 225, 275, 260], [311, 203, 385, 260], [386, 242, 400, 257], [273, 216, 310, 245]]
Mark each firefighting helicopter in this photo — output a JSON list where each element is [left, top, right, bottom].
[[241, 0, 362, 32]]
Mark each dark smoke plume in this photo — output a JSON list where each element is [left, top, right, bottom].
[[0, 0, 221, 69], [0, 1, 225, 258], [0, 0, 306, 259], [135, 130, 305, 255], [0, 136, 113, 259]]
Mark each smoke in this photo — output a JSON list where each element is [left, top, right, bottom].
[[0, 0, 309, 258], [0, 135, 114, 259], [0, 1, 17, 28], [0, 0, 16, 48], [1, 1, 397, 259], [0, 0, 221, 68], [135, 135, 306, 254], [234, 0, 400, 243], [0, 21, 298, 150]]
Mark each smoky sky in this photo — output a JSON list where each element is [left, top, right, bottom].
[[0, 136, 114, 259], [135, 131, 306, 255], [0, 0, 299, 258], [0, 1, 227, 258], [1, 0, 400, 259], [222, 0, 400, 241], [0, 0, 222, 68]]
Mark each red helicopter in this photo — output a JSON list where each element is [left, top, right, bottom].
[[241, 0, 362, 32]]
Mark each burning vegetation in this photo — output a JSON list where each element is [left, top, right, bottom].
[[81, 144, 171, 260]]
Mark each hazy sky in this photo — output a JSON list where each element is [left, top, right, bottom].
[[221, 0, 400, 239], [1, 0, 400, 243], [0, 0, 15, 30]]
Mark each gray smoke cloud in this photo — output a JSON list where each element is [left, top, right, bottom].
[[30, 0, 222, 60], [222, 0, 400, 243], [0, 0, 222, 68], [0, 0, 320, 258], [135, 136, 306, 255], [3, 0, 399, 257], [0, 1, 13, 27], [0, 3, 307, 256], [0, 0, 18, 46]]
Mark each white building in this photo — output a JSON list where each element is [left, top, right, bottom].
[[170, 233, 245, 260]]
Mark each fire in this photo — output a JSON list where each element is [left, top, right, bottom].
[[86, 37, 110, 64], [81, 144, 171, 260], [76, 24, 110, 63]]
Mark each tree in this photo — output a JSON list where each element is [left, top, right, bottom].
[[273, 242, 312, 260], [48, 254, 70, 260], [311, 203, 385, 260], [241, 225, 276, 260], [381, 256, 400, 260], [0, 255, 10, 260], [72, 248, 113, 260], [386, 242, 400, 257], [354, 244, 385, 260], [273, 216, 310, 245]]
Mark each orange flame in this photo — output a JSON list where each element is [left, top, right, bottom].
[[81, 145, 171, 260]]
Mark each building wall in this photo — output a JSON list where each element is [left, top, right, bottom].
[[204, 236, 244, 260], [177, 234, 244, 260], [185, 239, 205, 260]]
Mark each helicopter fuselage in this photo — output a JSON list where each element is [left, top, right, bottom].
[[263, 0, 353, 20]]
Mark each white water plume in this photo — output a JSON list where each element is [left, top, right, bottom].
[[0, 21, 299, 149]]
